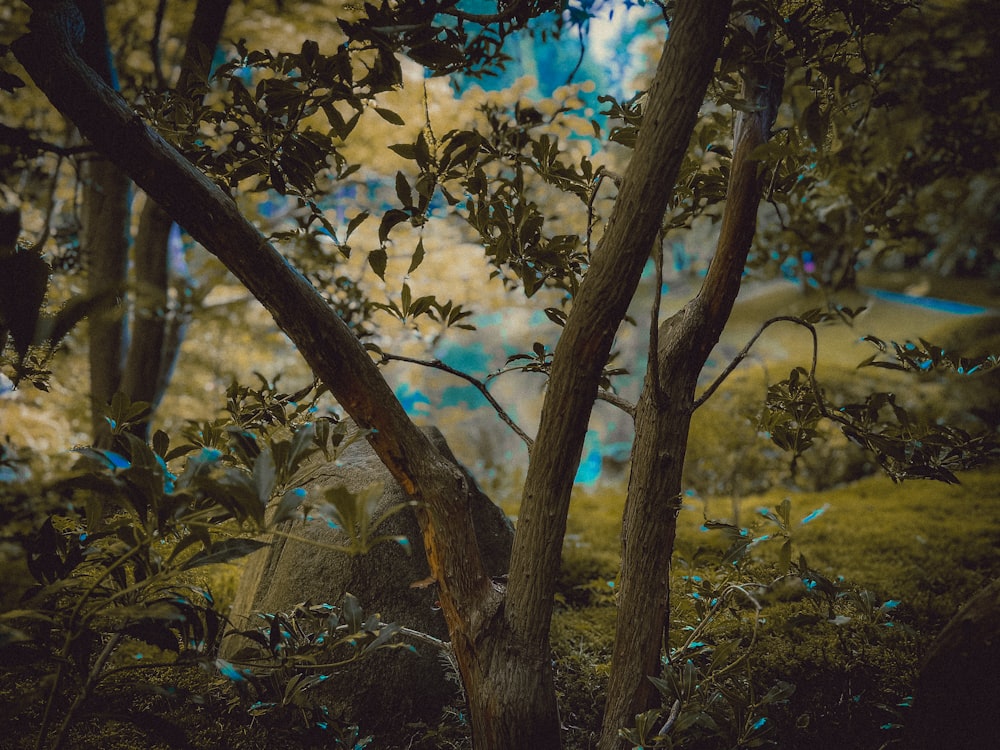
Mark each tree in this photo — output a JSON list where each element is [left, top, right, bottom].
[[5, 0, 997, 747]]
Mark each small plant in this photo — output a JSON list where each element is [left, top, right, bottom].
[[0, 385, 405, 749], [621, 497, 909, 749], [218, 595, 412, 742]]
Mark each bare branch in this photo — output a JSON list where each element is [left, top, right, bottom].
[[691, 315, 818, 411], [0, 123, 94, 157], [379, 352, 534, 449], [595, 389, 635, 417], [442, 0, 526, 25]]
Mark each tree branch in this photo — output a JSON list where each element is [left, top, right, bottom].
[[596, 388, 635, 417], [0, 123, 94, 157], [692, 315, 818, 411], [378, 352, 534, 449], [12, 0, 495, 644]]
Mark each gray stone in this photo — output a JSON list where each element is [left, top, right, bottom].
[[221, 425, 513, 737]]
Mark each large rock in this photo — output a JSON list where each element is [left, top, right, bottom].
[[906, 577, 1000, 749], [221, 425, 513, 737]]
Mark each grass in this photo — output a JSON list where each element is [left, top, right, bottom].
[[3, 276, 997, 748], [548, 465, 1000, 749]]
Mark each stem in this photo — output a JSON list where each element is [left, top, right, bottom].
[[36, 541, 147, 749], [379, 352, 534, 449], [692, 315, 819, 411], [48, 632, 123, 750]]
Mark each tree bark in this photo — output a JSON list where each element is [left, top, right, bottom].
[[124, 0, 231, 437], [13, 1, 736, 745], [599, 18, 784, 749], [121, 197, 171, 421], [498, 2, 734, 744], [78, 0, 129, 447]]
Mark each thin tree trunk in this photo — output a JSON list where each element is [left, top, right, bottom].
[[495, 2, 734, 744], [81, 153, 129, 446], [77, 0, 130, 446], [121, 197, 170, 423], [599, 19, 784, 748], [123, 0, 231, 437], [13, 1, 730, 745]]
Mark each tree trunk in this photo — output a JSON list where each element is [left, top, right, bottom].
[[123, 0, 231, 437], [494, 2, 734, 744], [13, 1, 732, 745], [77, 0, 130, 446], [599, 18, 784, 748], [121, 197, 171, 427], [81, 153, 130, 446]]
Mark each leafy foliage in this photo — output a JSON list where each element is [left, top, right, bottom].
[[0, 384, 409, 748], [620, 497, 914, 749]]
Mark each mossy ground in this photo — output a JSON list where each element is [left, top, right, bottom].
[[550, 466, 1000, 749], [3, 281, 997, 747]]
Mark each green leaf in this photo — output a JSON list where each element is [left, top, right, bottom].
[[273, 487, 307, 524], [389, 143, 418, 160], [342, 592, 363, 634], [252, 449, 276, 504], [346, 210, 369, 240], [374, 107, 404, 126], [395, 171, 413, 208], [408, 237, 425, 274], [400, 282, 411, 316], [180, 538, 270, 570], [368, 248, 388, 280], [378, 208, 410, 243], [407, 40, 465, 69]]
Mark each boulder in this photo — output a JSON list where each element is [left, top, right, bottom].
[[906, 577, 1000, 749], [220, 425, 513, 737]]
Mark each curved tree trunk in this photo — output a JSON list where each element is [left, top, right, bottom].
[[14, 1, 733, 745], [599, 18, 784, 748]]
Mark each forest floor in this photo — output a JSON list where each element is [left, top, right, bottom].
[[2, 270, 998, 748]]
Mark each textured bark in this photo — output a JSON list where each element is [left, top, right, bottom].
[[486, 2, 735, 745], [13, 1, 753, 745], [599, 19, 784, 749], [121, 198, 171, 422], [77, 0, 129, 447], [123, 0, 231, 436], [81, 155, 130, 446]]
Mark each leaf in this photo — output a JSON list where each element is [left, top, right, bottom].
[[180, 538, 269, 570], [395, 171, 412, 208], [400, 282, 411, 316], [389, 143, 418, 160], [368, 247, 387, 280], [273, 487, 307, 524], [365, 621, 401, 652], [407, 40, 465, 69], [760, 680, 796, 704], [121, 620, 181, 653], [378, 208, 410, 243], [342, 593, 363, 634], [252, 449, 276, 504], [543, 307, 567, 327], [346, 210, 369, 240], [408, 237, 425, 274], [374, 107, 404, 126]]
